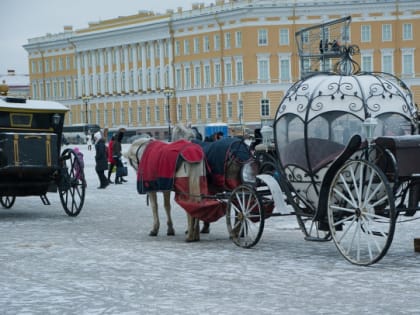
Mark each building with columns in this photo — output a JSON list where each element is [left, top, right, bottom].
[[24, 0, 420, 139]]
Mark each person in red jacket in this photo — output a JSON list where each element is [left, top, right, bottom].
[[107, 135, 116, 184]]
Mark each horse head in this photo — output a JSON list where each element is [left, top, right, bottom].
[[123, 137, 153, 171], [171, 123, 198, 141]]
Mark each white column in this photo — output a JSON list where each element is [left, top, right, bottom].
[[115, 46, 121, 93], [132, 44, 139, 92], [159, 40, 165, 89], [168, 39, 174, 88], [76, 52, 82, 98], [91, 50, 97, 95], [150, 41, 156, 91], [83, 52, 89, 96], [107, 48, 112, 94], [141, 43, 147, 90], [99, 49, 105, 95], [123, 45, 130, 93]]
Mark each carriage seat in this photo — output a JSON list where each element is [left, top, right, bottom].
[[280, 138, 345, 173], [375, 135, 420, 178]]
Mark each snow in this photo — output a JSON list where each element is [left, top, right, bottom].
[[0, 143, 420, 314]]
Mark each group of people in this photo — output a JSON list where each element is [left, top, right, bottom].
[[94, 129, 127, 189]]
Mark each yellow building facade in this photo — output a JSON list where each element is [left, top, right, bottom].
[[24, 0, 420, 139]]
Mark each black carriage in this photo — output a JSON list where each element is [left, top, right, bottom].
[[230, 17, 420, 265], [0, 87, 86, 216]]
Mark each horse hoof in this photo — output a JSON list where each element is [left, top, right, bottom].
[[167, 230, 175, 236], [149, 230, 158, 237], [185, 238, 199, 242], [200, 227, 210, 234]]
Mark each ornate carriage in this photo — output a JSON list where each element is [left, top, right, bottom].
[[0, 85, 86, 216], [232, 18, 420, 265]]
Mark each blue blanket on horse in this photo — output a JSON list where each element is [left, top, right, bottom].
[[137, 140, 204, 194], [192, 138, 251, 191]]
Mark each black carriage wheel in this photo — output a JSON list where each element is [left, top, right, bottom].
[[226, 185, 265, 248], [59, 148, 86, 216], [0, 196, 16, 209], [327, 159, 396, 266]]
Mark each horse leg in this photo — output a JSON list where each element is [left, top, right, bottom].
[[163, 191, 175, 236], [186, 215, 200, 242], [200, 221, 210, 234], [148, 192, 160, 236]]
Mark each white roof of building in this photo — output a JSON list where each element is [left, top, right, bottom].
[[0, 73, 29, 87]]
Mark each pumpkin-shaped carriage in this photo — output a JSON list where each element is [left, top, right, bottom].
[[0, 85, 86, 216], [232, 17, 420, 265]]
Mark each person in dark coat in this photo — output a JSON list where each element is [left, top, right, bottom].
[[94, 131, 109, 189], [112, 130, 126, 184], [107, 135, 116, 184]]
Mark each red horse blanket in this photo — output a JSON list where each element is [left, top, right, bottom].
[[137, 140, 204, 193], [137, 139, 226, 222]]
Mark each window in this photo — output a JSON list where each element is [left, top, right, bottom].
[[361, 54, 373, 72], [186, 103, 192, 121], [214, 34, 220, 51], [279, 29, 289, 45], [382, 24, 392, 42], [361, 25, 371, 42], [258, 29, 268, 46], [258, 57, 269, 81], [203, 36, 210, 52], [225, 62, 232, 85], [184, 40, 190, 55], [216, 101, 222, 120], [196, 103, 202, 122], [215, 63, 221, 85], [224, 32, 231, 49], [204, 64, 211, 87], [403, 23, 413, 40], [261, 99, 270, 117], [185, 67, 191, 89], [146, 106, 151, 124], [381, 53, 393, 73], [194, 66, 201, 88], [235, 31, 242, 48], [175, 68, 182, 89], [206, 103, 211, 120], [66, 56, 71, 70], [402, 51, 414, 76], [237, 100, 243, 120], [31, 61, 36, 73], [154, 105, 160, 122], [236, 60, 243, 83], [175, 41, 180, 56], [280, 57, 291, 82], [58, 57, 63, 71], [137, 106, 143, 125], [177, 103, 183, 121], [194, 37, 200, 54], [227, 101, 233, 120]]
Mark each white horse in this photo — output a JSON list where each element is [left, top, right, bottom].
[[124, 124, 203, 242]]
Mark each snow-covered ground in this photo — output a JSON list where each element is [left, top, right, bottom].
[[1, 144, 420, 314]]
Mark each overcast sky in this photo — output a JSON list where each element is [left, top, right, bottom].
[[0, 0, 215, 75]]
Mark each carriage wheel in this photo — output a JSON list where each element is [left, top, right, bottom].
[[226, 185, 265, 248], [59, 148, 86, 217], [0, 196, 15, 209], [327, 159, 396, 266]]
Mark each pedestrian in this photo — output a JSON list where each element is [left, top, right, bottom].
[[107, 135, 116, 184], [112, 130, 127, 184], [73, 147, 86, 186], [94, 131, 109, 189], [87, 133, 93, 151]]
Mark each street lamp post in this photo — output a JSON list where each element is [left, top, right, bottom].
[[163, 88, 174, 141], [82, 96, 90, 125]]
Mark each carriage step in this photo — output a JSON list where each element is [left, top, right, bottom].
[[40, 194, 50, 205]]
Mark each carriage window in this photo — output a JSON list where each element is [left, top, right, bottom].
[[308, 116, 328, 140], [375, 113, 411, 137], [275, 115, 304, 149], [10, 113, 32, 128]]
